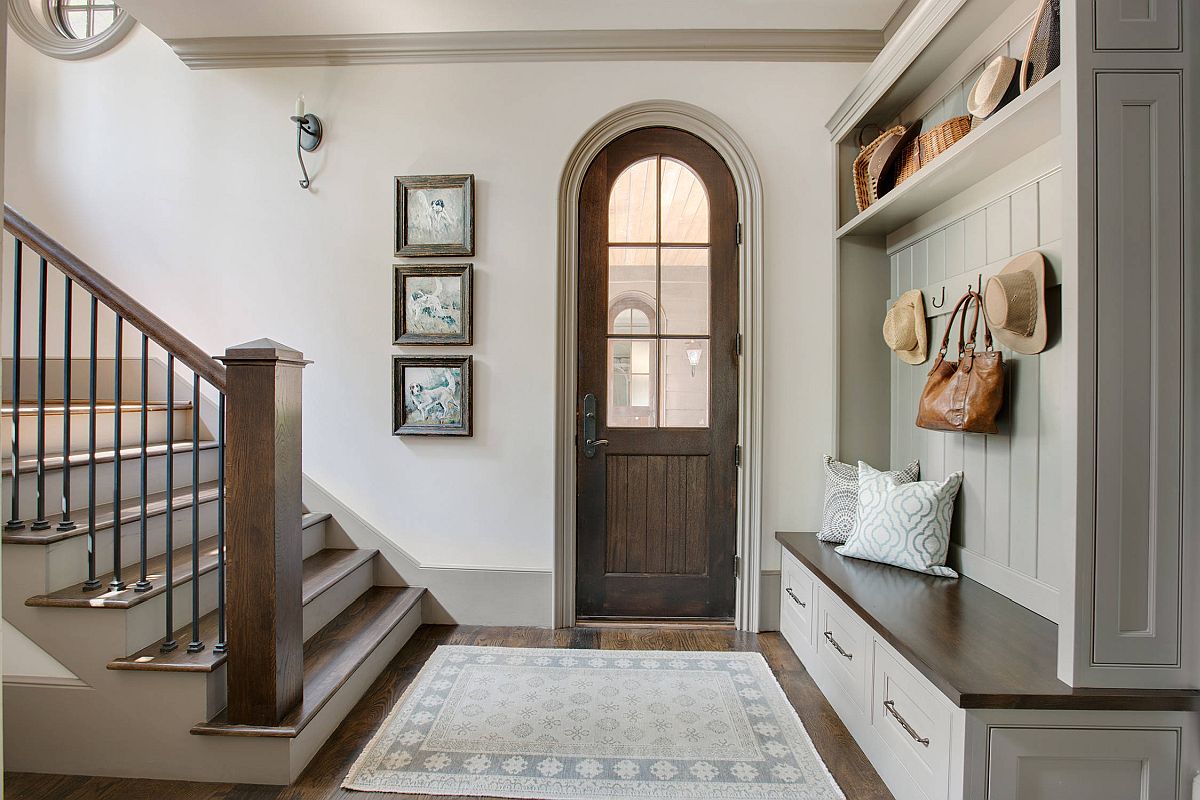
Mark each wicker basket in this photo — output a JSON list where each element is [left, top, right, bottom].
[[853, 125, 904, 212], [894, 115, 972, 189]]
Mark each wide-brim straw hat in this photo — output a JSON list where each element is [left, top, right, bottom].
[[968, 56, 1022, 120], [983, 251, 1048, 354], [883, 289, 928, 365], [872, 121, 922, 198], [1021, 0, 1061, 91]]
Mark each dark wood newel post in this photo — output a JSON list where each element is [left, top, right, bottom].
[[219, 338, 311, 726]]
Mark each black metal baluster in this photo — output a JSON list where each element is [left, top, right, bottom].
[[109, 317, 124, 591], [57, 276, 75, 532], [134, 333, 151, 592], [31, 258, 49, 530], [214, 391, 226, 654], [82, 296, 100, 591], [187, 374, 204, 653], [160, 353, 177, 652], [6, 241, 25, 531]]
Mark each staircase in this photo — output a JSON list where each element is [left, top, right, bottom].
[[1, 208, 425, 784]]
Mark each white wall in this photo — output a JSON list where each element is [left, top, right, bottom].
[[4, 27, 863, 620]]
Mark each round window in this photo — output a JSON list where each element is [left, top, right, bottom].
[[48, 0, 124, 40]]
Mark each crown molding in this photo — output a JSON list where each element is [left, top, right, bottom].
[[165, 28, 883, 69]]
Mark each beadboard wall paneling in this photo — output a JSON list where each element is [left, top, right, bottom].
[[888, 170, 1063, 621]]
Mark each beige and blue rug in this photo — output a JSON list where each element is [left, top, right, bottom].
[[344, 645, 845, 799]]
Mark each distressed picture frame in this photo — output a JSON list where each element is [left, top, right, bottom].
[[392, 355, 473, 437], [394, 263, 473, 346], [394, 174, 475, 257]]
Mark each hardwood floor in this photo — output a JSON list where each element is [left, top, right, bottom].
[[4, 624, 893, 800]]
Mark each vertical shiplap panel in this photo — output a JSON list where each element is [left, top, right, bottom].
[[985, 198, 1012, 265], [945, 428, 966, 548], [945, 219, 966, 278], [962, 433, 988, 553], [1035, 327, 1066, 589], [907, 241, 928, 469], [1008, 349, 1041, 577], [985, 346, 1012, 564], [923, 314, 947, 480], [1038, 172, 1063, 245], [889, 255, 901, 468], [964, 211, 987, 272], [1011, 183, 1040, 254], [926, 229, 947, 284]]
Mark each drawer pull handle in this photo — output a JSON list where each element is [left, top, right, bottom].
[[823, 630, 853, 660], [785, 588, 806, 607], [883, 700, 930, 747]]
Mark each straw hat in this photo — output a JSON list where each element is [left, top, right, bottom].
[[1021, 0, 1061, 91], [883, 289, 928, 365], [983, 251, 1048, 354], [871, 121, 922, 198], [968, 56, 1022, 121]]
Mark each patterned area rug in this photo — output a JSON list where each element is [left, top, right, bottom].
[[344, 645, 845, 799]]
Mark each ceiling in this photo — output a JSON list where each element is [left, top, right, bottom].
[[115, 0, 911, 40]]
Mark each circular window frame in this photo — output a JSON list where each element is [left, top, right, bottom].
[[9, 0, 135, 60]]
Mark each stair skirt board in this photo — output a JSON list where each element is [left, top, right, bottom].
[[1, 590, 424, 784]]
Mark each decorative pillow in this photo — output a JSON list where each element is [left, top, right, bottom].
[[836, 462, 963, 578], [817, 456, 920, 543]]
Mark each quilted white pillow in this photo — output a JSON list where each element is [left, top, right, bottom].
[[836, 462, 963, 578], [817, 456, 920, 543]]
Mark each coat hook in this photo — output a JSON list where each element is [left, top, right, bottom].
[[931, 286, 945, 308]]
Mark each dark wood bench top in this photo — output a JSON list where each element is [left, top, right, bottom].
[[776, 531, 1199, 712]]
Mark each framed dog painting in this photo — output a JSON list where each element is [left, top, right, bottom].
[[392, 355, 472, 436], [394, 174, 475, 257], [393, 264, 473, 346]]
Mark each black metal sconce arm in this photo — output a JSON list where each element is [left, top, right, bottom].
[[289, 113, 323, 190]]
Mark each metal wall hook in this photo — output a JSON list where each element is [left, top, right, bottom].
[[931, 286, 945, 308], [289, 113, 323, 190]]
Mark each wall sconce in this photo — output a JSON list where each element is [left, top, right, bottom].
[[289, 95, 324, 190], [685, 340, 703, 377]]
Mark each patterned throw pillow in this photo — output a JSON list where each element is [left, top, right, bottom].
[[817, 456, 920, 543], [836, 462, 963, 578]]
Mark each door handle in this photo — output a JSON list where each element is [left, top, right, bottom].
[[582, 393, 608, 458]]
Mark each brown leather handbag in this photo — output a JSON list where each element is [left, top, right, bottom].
[[916, 290, 1005, 434]]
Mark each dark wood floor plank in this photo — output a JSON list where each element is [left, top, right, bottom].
[[5, 624, 892, 800]]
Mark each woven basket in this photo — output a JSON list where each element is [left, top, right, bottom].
[[853, 125, 904, 212], [894, 115, 972, 189]]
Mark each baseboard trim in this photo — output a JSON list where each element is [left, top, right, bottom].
[[759, 569, 781, 631], [302, 475, 552, 627], [166, 28, 883, 70], [3, 674, 90, 688]]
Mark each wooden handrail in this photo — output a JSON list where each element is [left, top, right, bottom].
[[3, 205, 227, 391]]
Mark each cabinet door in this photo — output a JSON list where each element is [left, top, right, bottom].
[[1092, 71, 1184, 668], [1093, 0, 1181, 51], [988, 727, 1179, 800]]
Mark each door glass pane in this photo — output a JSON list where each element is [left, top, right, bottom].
[[659, 247, 710, 335], [608, 247, 657, 334], [608, 339, 657, 428], [608, 157, 657, 243], [660, 158, 709, 243], [660, 339, 710, 428]]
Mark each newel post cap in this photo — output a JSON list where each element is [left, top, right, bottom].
[[217, 338, 311, 366]]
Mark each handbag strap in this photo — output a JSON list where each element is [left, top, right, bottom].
[[930, 290, 975, 373], [957, 290, 994, 353]]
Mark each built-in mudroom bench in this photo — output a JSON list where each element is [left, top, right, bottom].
[[776, 532, 1199, 800]]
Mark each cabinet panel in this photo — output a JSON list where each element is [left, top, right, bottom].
[[1093, 0, 1181, 51], [872, 643, 953, 800], [1092, 71, 1184, 667], [816, 587, 871, 714], [987, 727, 1179, 800], [780, 553, 814, 645]]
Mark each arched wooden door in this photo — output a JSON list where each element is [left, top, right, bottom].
[[575, 127, 739, 621]]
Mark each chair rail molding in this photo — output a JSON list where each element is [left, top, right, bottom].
[[164, 28, 882, 69], [554, 99, 765, 632]]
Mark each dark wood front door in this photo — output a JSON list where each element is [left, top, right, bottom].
[[576, 127, 739, 621]]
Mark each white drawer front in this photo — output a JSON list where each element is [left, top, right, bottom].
[[780, 553, 814, 643], [816, 587, 870, 713], [871, 643, 952, 800]]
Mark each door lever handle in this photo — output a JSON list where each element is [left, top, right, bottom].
[[582, 393, 607, 458]]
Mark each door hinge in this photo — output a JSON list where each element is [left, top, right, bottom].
[[734, 555, 742, 578], [735, 222, 743, 245], [734, 444, 742, 467], [735, 333, 743, 357]]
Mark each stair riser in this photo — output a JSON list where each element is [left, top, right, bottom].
[[303, 559, 374, 641], [45, 499, 221, 590], [1, 407, 193, 459], [3, 358, 167, 406], [5, 446, 220, 518], [302, 518, 327, 559]]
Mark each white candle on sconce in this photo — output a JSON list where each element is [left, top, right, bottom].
[[294, 94, 305, 118]]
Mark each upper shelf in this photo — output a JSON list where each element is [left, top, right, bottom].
[[836, 71, 1061, 240]]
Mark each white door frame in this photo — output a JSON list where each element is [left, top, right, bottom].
[[553, 100, 765, 631]]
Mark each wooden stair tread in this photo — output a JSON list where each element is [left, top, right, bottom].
[[2, 480, 221, 545], [2, 401, 192, 416], [191, 586, 425, 737], [3, 439, 218, 476], [109, 545, 381, 673], [26, 533, 221, 609], [302, 548, 377, 605]]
